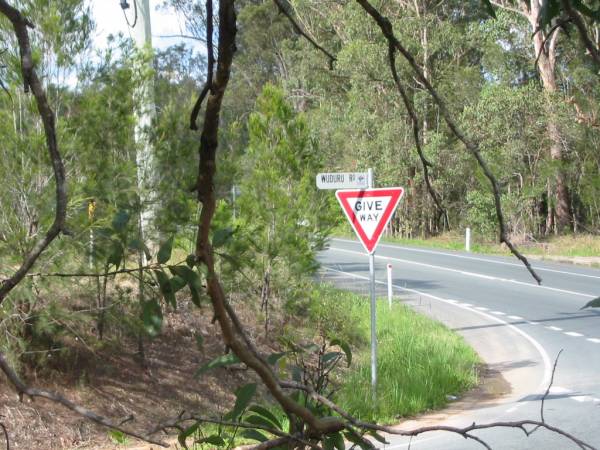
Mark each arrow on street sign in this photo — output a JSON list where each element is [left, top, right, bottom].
[[336, 187, 404, 254]]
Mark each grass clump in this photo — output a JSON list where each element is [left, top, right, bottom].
[[311, 285, 479, 423]]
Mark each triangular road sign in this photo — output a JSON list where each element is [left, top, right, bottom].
[[336, 187, 404, 254]]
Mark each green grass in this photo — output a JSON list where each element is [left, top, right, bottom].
[[311, 285, 480, 424]]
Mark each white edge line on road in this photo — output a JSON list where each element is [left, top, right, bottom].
[[331, 238, 600, 280], [328, 246, 596, 299], [322, 266, 553, 391], [322, 265, 554, 449]]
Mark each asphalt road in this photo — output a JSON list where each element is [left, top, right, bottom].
[[318, 237, 600, 449]]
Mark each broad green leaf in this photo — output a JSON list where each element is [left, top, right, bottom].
[[322, 351, 342, 367], [330, 338, 352, 367], [142, 299, 163, 337], [169, 265, 204, 307], [178, 422, 199, 449], [247, 405, 283, 430], [107, 241, 124, 270], [128, 238, 151, 261], [224, 383, 257, 420], [344, 429, 373, 450], [239, 429, 269, 442], [111, 210, 130, 233], [581, 296, 600, 309], [186, 254, 196, 268], [157, 236, 174, 264], [266, 352, 288, 366], [324, 432, 345, 450], [200, 435, 226, 446], [109, 429, 128, 444], [195, 353, 240, 377], [367, 430, 389, 445], [154, 270, 176, 308], [170, 275, 187, 293], [244, 414, 278, 430]]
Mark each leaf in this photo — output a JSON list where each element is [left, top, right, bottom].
[[107, 240, 124, 270], [141, 299, 163, 337], [170, 275, 187, 293], [266, 352, 288, 366], [199, 435, 226, 446], [344, 429, 373, 450], [169, 265, 204, 307], [480, 0, 496, 18], [239, 429, 269, 443], [186, 254, 196, 268], [330, 338, 352, 367], [539, 0, 560, 29], [109, 429, 128, 444], [581, 296, 600, 309], [157, 235, 174, 264], [212, 227, 234, 248], [244, 414, 278, 429], [111, 210, 130, 233], [128, 238, 151, 261], [324, 432, 345, 450], [247, 405, 283, 430], [224, 383, 257, 420], [178, 422, 199, 449], [154, 270, 176, 308], [195, 353, 240, 377], [367, 430, 389, 445]]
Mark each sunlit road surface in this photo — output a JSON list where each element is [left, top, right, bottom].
[[318, 238, 600, 449]]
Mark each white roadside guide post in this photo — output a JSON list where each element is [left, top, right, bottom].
[[466, 227, 471, 252], [318, 169, 404, 400], [387, 264, 393, 309]]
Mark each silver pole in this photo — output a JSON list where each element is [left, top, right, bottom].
[[367, 168, 377, 400]]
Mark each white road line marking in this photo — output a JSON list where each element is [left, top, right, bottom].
[[491, 311, 506, 315], [564, 331, 584, 337], [475, 307, 489, 311], [587, 338, 600, 344], [332, 238, 600, 280], [508, 315, 524, 320], [459, 303, 473, 307], [549, 386, 571, 395], [546, 326, 563, 331], [445, 299, 459, 304], [572, 396, 589, 403], [506, 406, 518, 413], [328, 246, 597, 299], [528, 321, 540, 325], [323, 266, 553, 391]]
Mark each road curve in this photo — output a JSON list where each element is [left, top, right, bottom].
[[318, 238, 600, 449]]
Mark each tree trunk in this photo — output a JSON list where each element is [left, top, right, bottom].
[[526, 0, 573, 233]]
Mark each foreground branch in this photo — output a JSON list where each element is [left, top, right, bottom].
[[0, 351, 167, 447], [355, 0, 542, 284], [272, 0, 336, 69], [559, 0, 600, 66], [0, 1, 68, 302]]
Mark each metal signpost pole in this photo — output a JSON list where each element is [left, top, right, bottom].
[[367, 168, 377, 401]]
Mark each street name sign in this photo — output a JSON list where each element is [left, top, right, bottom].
[[316, 172, 369, 190], [336, 187, 404, 254]]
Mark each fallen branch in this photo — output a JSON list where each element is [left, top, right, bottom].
[[0, 351, 168, 447]]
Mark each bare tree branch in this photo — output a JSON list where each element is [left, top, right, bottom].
[[388, 42, 449, 227], [272, 0, 336, 69], [0, 1, 68, 302], [0, 351, 168, 447], [560, 0, 600, 66], [540, 349, 563, 426], [355, 0, 542, 284]]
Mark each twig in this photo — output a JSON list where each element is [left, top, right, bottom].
[[0, 1, 68, 302], [0, 351, 167, 447], [272, 0, 336, 69], [534, 20, 569, 67], [540, 349, 563, 426]]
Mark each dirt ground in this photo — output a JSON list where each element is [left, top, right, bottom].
[[0, 300, 275, 450]]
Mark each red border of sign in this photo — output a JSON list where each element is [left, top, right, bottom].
[[335, 187, 404, 254]]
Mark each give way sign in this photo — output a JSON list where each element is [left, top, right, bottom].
[[336, 187, 404, 254]]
